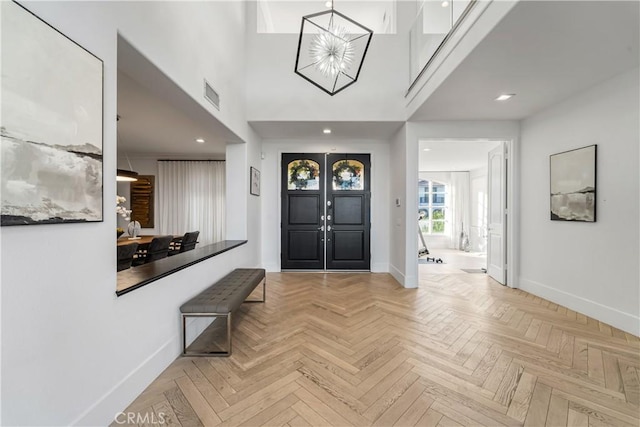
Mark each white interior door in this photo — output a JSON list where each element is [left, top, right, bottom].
[[487, 144, 506, 284]]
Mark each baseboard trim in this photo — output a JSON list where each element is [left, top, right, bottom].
[[389, 264, 418, 288], [389, 263, 405, 286], [71, 336, 180, 426], [519, 278, 639, 336], [404, 274, 418, 288]]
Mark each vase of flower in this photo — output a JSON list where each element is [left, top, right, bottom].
[[127, 221, 141, 239]]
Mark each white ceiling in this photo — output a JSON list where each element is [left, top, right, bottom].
[[257, 0, 397, 34], [117, 37, 241, 158], [419, 139, 501, 171], [410, 0, 640, 121], [249, 120, 404, 139]]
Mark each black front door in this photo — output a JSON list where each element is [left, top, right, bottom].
[[281, 153, 371, 270], [281, 153, 325, 269], [326, 154, 371, 270]]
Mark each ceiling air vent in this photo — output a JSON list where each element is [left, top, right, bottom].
[[204, 79, 220, 110]]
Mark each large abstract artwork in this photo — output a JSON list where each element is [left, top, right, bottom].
[[1, 1, 103, 226], [550, 145, 597, 222]]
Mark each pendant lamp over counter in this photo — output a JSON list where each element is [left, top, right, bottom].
[[116, 114, 138, 182], [116, 169, 138, 182], [294, 0, 373, 96]]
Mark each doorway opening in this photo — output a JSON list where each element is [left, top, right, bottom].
[[417, 139, 506, 282], [281, 153, 371, 271]]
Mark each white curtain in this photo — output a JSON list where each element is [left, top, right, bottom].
[[158, 161, 225, 246], [450, 171, 470, 250]]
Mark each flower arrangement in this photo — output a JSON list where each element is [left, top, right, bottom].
[[116, 195, 132, 221]]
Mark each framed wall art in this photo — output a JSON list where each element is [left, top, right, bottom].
[[550, 144, 597, 222], [1, 1, 104, 226], [130, 176, 154, 228], [250, 167, 260, 196]]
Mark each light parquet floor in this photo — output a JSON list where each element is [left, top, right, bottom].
[[116, 272, 640, 426]]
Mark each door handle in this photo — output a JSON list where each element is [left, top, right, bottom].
[[327, 225, 332, 231], [318, 225, 324, 231], [327, 215, 331, 221]]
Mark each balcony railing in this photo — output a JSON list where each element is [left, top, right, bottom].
[[408, 0, 476, 93]]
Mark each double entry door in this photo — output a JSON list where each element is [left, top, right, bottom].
[[281, 153, 371, 270]]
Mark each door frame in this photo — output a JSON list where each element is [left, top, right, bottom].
[[279, 151, 373, 271], [486, 143, 507, 284], [412, 139, 518, 289]]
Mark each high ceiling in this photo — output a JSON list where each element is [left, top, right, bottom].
[[116, 1, 639, 151], [410, 0, 640, 121]]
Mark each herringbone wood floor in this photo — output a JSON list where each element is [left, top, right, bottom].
[[116, 272, 640, 426]]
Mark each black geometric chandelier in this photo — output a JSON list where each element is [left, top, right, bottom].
[[294, 1, 373, 96]]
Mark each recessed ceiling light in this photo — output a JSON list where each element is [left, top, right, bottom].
[[423, 148, 431, 152], [195, 138, 205, 144], [323, 128, 332, 134], [325, 1, 332, 7], [441, 1, 450, 7], [495, 94, 515, 101]]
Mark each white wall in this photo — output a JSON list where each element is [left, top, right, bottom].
[[519, 68, 640, 335], [260, 140, 390, 273], [227, 127, 263, 265], [389, 125, 410, 285], [245, 1, 413, 122], [0, 2, 259, 425]]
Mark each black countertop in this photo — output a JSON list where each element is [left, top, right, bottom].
[[116, 240, 247, 296]]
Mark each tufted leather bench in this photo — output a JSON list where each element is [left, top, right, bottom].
[[180, 268, 265, 356]]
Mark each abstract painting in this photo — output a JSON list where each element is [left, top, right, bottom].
[[1, 1, 103, 226], [250, 167, 260, 196], [550, 145, 597, 222]]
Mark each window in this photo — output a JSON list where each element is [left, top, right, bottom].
[[332, 159, 364, 191], [418, 180, 448, 234], [287, 159, 320, 190]]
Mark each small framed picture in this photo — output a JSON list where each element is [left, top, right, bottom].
[[250, 167, 260, 196], [550, 144, 597, 222]]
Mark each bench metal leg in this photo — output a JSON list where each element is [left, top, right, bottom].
[[182, 312, 232, 357], [244, 277, 266, 303]]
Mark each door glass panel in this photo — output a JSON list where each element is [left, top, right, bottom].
[[432, 208, 445, 234], [332, 160, 364, 190], [288, 160, 320, 190]]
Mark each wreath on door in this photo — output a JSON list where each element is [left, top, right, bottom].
[[289, 160, 319, 189], [332, 160, 362, 189]]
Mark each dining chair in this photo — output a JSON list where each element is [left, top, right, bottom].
[[133, 235, 174, 266], [117, 242, 139, 271], [169, 231, 200, 256]]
